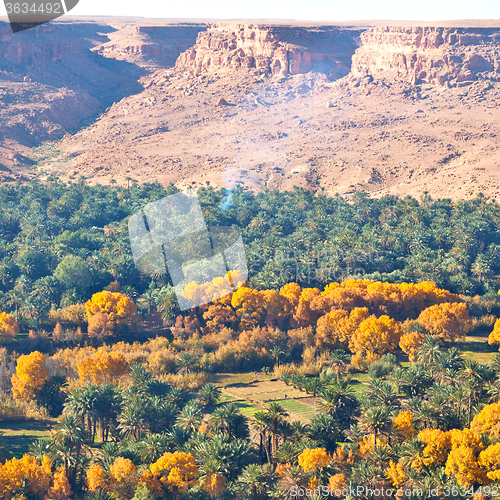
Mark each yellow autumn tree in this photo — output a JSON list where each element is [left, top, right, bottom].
[[446, 446, 487, 486], [86, 291, 138, 338], [11, 351, 49, 401], [298, 448, 331, 471], [0, 454, 52, 499], [231, 287, 267, 331], [110, 457, 138, 499], [328, 473, 347, 497], [150, 451, 198, 496], [202, 473, 227, 498], [86, 463, 108, 492], [316, 307, 370, 350], [386, 460, 408, 488], [0, 311, 19, 344], [471, 402, 500, 438], [416, 429, 451, 469], [445, 429, 487, 487], [349, 315, 401, 365], [488, 319, 500, 348], [399, 331, 426, 362], [77, 348, 129, 385], [393, 411, 414, 441], [417, 302, 470, 341], [46, 466, 73, 500], [478, 443, 500, 482]]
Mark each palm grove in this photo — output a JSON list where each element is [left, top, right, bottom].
[[3, 180, 500, 498]]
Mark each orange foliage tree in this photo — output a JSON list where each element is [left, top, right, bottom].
[[386, 460, 408, 488], [445, 429, 487, 486], [86, 291, 138, 339], [0, 454, 52, 499], [393, 411, 414, 441], [149, 451, 198, 498], [110, 457, 139, 499], [417, 302, 471, 341], [316, 307, 370, 350], [77, 348, 129, 385], [399, 331, 426, 362], [488, 319, 500, 348], [349, 315, 401, 366], [416, 429, 451, 469], [86, 464, 108, 492], [0, 311, 19, 344], [298, 448, 331, 471], [11, 350, 49, 401], [471, 402, 500, 438]]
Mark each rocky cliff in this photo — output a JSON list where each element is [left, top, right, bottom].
[[94, 24, 206, 71], [351, 27, 500, 86], [175, 23, 362, 79]]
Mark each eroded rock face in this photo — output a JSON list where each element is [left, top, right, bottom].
[[351, 27, 500, 85], [175, 23, 362, 79], [94, 25, 206, 71]]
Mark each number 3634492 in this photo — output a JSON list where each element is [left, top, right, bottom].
[[5, 2, 62, 14]]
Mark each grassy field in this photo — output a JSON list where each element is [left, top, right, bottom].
[[455, 335, 498, 364], [0, 419, 54, 459], [272, 398, 317, 422]]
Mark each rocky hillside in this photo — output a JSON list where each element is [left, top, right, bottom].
[[352, 27, 500, 86], [176, 23, 362, 79], [2, 18, 500, 200]]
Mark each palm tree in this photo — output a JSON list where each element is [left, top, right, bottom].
[[118, 395, 147, 439], [147, 397, 177, 433], [317, 378, 359, 427], [193, 434, 257, 481], [209, 403, 249, 439], [237, 463, 274, 500], [417, 336, 442, 369], [359, 406, 393, 444], [176, 352, 199, 374], [308, 414, 341, 452], [64, 384, 99, 441], [53, 415, 87, 483], [270, 346, 285, 365], [329, 350, 350, 379], [264, 402, 289, 459], [303, 377, 325, 396], [252, 410, 272, 463], [175, 401, 203, 432], [400, 436, 426, 470], [136, 433, 170, 463], [366, 379, 399, 408], [198, 383, 221, 406]]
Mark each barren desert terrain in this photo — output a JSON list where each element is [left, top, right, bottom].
[[1, 17, 500, 199]]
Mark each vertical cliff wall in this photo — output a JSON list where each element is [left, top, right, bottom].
[[175, 23, 363, 80], [351, 27, 500, 86]]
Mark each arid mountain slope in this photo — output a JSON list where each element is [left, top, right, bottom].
[[0, 19, 204, 180], [42, 22, 500, 200], [2, 19, 500, 200]]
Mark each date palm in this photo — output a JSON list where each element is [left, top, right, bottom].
[[198, 382, 221, 406], [209, 402, 249, 439], [137, 433, 170, 463], [317, 377, 359, 427], [238, 463, 274, 500], [175, 401, 203, 433], [359, 406, 393, 444], [252, 410, 272, 463], [264, 402, 289, 458]]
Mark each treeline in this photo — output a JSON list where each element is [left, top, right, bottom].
[[1, 180, 500, 330]]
